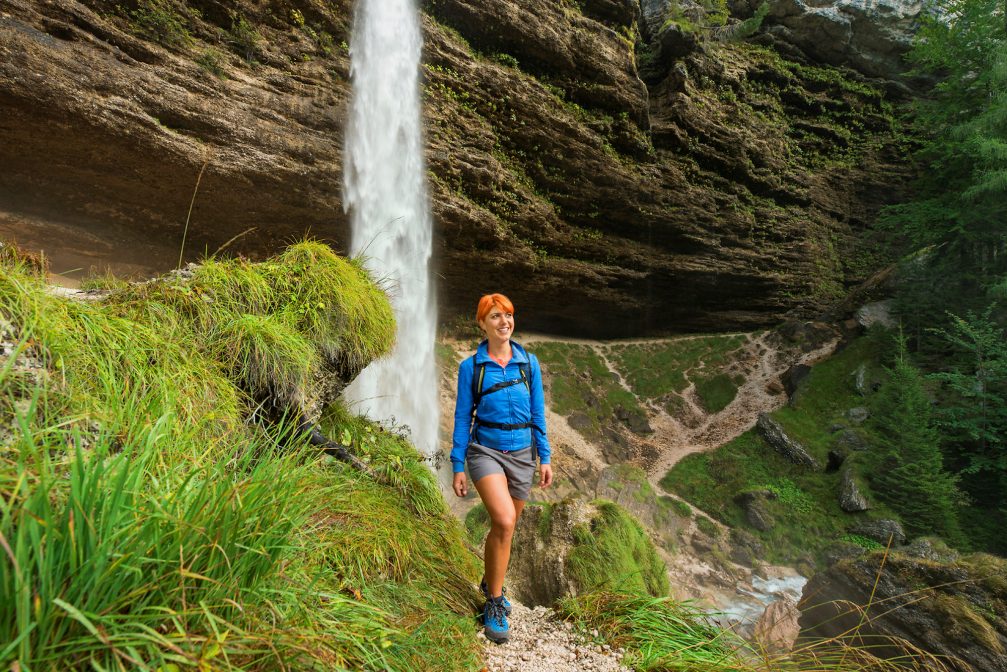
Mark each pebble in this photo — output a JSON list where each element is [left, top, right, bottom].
[[481, 602, 631, 672]]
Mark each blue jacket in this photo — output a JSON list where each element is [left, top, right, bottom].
[[451, 340, 550, 474]]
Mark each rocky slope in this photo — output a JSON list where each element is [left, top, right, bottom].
[[1, 0, 915, 336]]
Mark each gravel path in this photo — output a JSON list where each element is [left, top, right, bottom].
[[479, 603, 631, 672]]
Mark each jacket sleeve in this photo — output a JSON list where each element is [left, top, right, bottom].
[[451, 357, 475, 473], [529, 354, 550, 464]]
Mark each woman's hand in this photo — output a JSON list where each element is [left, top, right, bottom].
[[453, 472, 468, 497], [539, 464, 554, 488]]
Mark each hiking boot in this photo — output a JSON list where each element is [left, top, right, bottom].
[[483, 595, 510, 643], [480, 578, 512, 615]]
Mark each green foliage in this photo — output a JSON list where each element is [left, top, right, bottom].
[[533, 342, 648, 439], [228, 12, 262, 63], [722, 1, 769, 41], [695, 515, 719, 539], [693, 371, 743, 413], [465, 502, 491, 545], [491, 52, 520, 69], [927, 307, 1007, 551], [660, 334, 902, 565], [196, 47, 227, 78], [567, 501, 669, 597], [841, 533, 885, 551], [879, 0, 1007, 341], [218, 312, 316, 407], [671, 498, 692, 517], [700, 0, 730, 26], [610, 335, 746, 402], [759, 479, 816, 514], [78, 269, 130, 292], [867, 335, 963, 542], [929, 307, 1007, 479], [0, 248, 480, 670], [128, 0, 193, 49]]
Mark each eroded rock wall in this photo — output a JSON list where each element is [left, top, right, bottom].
[[0, 0, 913, 336]]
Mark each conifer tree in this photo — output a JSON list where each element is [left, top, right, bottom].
[[868, 335, 963, 542], [880, 0, 1007, 354]]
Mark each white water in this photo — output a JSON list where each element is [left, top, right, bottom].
[[341, 0, 438, 456], [719, 573, 808, 625]]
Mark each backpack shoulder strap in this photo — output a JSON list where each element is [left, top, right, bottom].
[[518, 362, 530, 393], [471, 357, 488, 407]]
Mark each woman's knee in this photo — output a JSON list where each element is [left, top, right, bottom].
[[491, 511, 517, 536]]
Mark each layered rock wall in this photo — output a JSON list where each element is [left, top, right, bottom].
[[0, 0, 915, 336]]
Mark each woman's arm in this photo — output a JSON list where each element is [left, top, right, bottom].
[[529, 354, 550, 466], [450, 357, 476, 475]]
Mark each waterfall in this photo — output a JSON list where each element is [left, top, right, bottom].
[[341, 0, 438, 457]]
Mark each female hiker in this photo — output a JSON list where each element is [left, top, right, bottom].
[[451, 293, 553, 643]]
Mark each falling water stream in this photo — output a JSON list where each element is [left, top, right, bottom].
[[341, 0, 438, 456]]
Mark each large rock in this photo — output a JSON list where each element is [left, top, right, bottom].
[[757, 413, 821, 469], [508, 499, 593, 607], [595, 464, 686, 551], [838, 463, 869, 512], [734, 489, 777, 531], [850, 518, 905, 546], [736, 0, 929, 82], [753, 597, 801, 653], [800, 552, 1007, 671]]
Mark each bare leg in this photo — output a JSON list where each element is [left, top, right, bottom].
[[475, 474, 526, 597]]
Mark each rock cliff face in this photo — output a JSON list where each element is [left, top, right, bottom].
[[800, 551, 1007, 672], [0, 0, 912, 336]]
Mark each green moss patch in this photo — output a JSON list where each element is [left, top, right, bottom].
[[533, 342, 647, 439], [609, 335, 746, 402], [568, 500, 669, 597]]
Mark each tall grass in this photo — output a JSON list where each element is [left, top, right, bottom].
[[0, 244, 481, 671], [557, 589, 955, 672]]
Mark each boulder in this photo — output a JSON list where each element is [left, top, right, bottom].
[[595, 465, 685, 550], [753, 597, 801, 653], [838, 464, 869, 512], [799, 551, 1007, 671], [903, 537, 960, 564], [850, 519, 905, 546], [855, 299, 898, 330], [735, 0, 929, 82], [734, 489, 778, 532], [615, 404, 654, 434], [508, 499, 594, 606], [846, 406, 870, 424], [729, 528, 765, 567], [782, 363, 812, 401], [834, 428, 869, 452], [757, 413, 821, 469]]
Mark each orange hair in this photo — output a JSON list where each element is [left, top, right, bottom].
[[476, 293, 515, 322]]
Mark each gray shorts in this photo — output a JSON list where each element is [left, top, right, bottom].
[[466, 442, 535, 501]]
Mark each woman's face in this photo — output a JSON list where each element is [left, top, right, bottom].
[[479, 305, 514, 344]]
